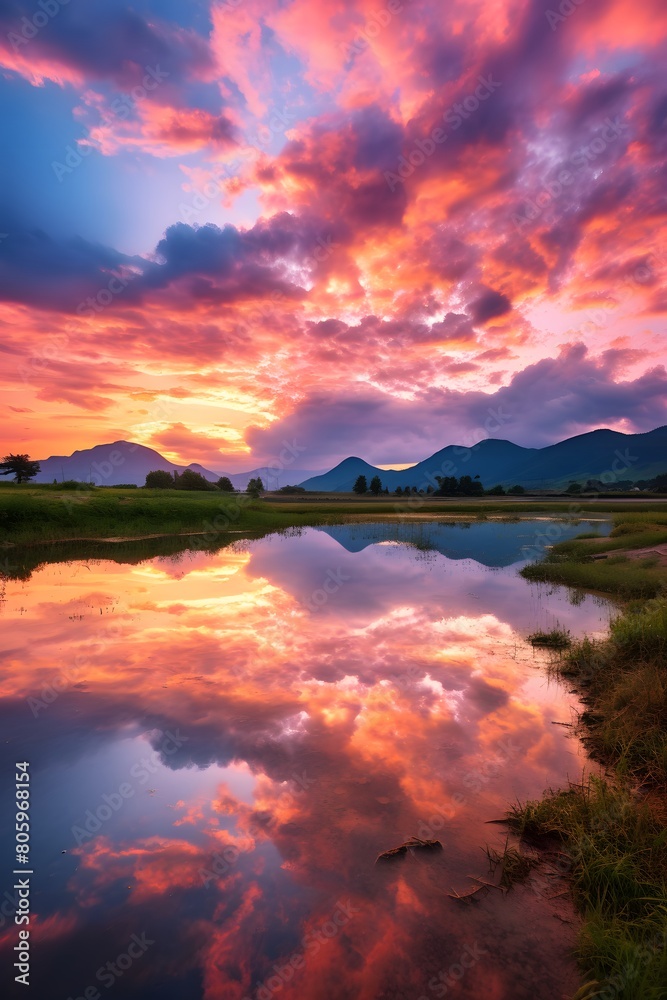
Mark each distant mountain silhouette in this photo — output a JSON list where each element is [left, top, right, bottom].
[[34, 441, 323, 489], [31, 426, 666, 491], [300, 426, 667, 491]]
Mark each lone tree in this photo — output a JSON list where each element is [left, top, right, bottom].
[[369, 475, 383, 496], [508, 484, 525, 495], [0, 454, 40, 483], [247, 477, 264, 496], [145, 469, 174, 489], [353, 475, 367, 494], [217, 476, 235, 492]]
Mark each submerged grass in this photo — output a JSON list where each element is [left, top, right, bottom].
[[528, 628, 572, 648], [483, 837, 540, 889], [508, 778, 667, 1000]]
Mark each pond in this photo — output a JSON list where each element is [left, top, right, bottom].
[[0, 518, 613, 999]]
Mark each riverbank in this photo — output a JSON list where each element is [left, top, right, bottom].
[[1, 484, 665, 546], [510, 513, 667, 999]]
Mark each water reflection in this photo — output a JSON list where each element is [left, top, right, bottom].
[[0, 521, 612, 999]]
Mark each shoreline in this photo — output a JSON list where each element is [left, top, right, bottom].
[[508, 510, 667, 998]]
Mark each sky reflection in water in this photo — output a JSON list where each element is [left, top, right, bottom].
[[0, 520, 612, 999]]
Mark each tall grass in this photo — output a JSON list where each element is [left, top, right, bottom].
[[559, 599, 667, 783], [520, 514, 667, 599], [516, 515, 667, 996], [508, 778, 667, 1000], [0, 490, 317, 544]]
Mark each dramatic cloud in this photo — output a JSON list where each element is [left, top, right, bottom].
[[0, 0, 665, 467], [246, 344, 667, 464]]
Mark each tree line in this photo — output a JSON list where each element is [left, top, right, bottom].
[[145, 470, 266, 494], [352, 473, 526, 496]]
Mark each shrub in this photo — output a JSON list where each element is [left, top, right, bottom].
[[173, 468, 216, 491], [145, 470, 174, 489]]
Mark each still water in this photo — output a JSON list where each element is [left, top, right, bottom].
[[0, 519, 612, 999]]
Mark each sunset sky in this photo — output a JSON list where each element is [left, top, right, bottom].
[[1, 0, 666, 472]]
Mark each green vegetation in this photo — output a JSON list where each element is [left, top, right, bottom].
[[174, 468, 217, 490], [434, 474, 484, 496], [521, 512, 667, 599], [483, 838, 539, 889], [1, 488, 666, 547], [527, 628, 572, 649], [246, 476, 265, 497], [508, 778, 667, 1000], [0, 487, 302, 545], [145, 469, 175, 488], [217, 476, 236, 492], [558, 599, 667, 783], [513, 511, 667, 997]]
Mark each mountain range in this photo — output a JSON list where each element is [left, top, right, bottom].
[[31, 425, 666, 491], [300, 426, 667, 491], [33, 441, 322, 491]]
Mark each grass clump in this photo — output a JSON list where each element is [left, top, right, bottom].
[[557, 598, 667, 783], [508, 777, 667, 1000], [484, 837, 539, 889], [528, 628, 572, 649]]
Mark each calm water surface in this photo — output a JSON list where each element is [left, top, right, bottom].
[[0, 519, 613, 999]]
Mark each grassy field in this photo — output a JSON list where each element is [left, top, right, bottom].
[[2, 482, 667, 546], [510, 512, 667, 999]]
